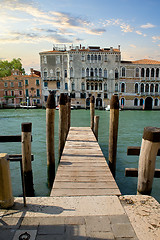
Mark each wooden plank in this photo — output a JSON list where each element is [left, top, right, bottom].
[[59, 162, 108, 167], [0, 135, 33, 142], [8, 154, 34, 162], [127, 146, 160, 156], [51, 188, 121, 197], [55, 176, 114, 182], [125, 168, 160, 178], [53, 182, 118, 189]]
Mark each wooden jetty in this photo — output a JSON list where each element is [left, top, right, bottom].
[[50, 127, 121, 197]]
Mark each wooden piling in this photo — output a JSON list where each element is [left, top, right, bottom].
[[67, 96, 71, 134], [94, 116, 99, 141], [0, 153, 14, 208], [21, 122, 35, 196], [59, 93, 67, 160], [64, 95, 68, 141], [137, 127, 160, 195], [90, 96, 95, 131], [46, 92, 56, 188], [108, 95, 119, 177]]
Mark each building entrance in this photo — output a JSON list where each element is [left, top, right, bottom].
[[145, 97, 153, 110], [96, 98, 102, 107]]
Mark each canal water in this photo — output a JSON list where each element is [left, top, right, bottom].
[[0, 109, 160, 202]]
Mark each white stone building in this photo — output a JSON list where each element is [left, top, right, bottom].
[[39, 45, 160, 110]]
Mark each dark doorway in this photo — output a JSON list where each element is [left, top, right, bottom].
[[145, 97, 153, 110], [96, 98, 102, 107], [86, 98, 90, 107]]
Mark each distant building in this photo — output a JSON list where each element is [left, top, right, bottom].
[[0, 69, 42, 108], [39, 45, 160, 110]]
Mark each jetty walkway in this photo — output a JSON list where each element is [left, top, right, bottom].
[[1, 126, 160, 239]]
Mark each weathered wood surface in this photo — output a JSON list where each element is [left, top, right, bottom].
[[51, 127, 121, 197]]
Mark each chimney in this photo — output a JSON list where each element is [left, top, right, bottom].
[[30, 68, 34, 76], [118, 45, 120, 51]]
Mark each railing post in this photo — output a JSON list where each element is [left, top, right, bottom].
[[90, 96, 95, 131], [94, 116, 99, 141], [108, 95, 119, 177], [21, 122, 35, 196], [137, 127, 160, 195], [59, 93, 67, 161], [46, 92, 55, 188], [0, 153, 14, 208]]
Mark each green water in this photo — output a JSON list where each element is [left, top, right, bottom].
[[0, 109, 160, 202]]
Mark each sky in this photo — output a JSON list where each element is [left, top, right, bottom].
[[1, 0, 160, 73]]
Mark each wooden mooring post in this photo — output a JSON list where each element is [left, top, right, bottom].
[[94, 115, 99, 141], [137, 127, 160, 195], [46, 92, 56, 188], [90, 96, 95, 131], [0, 153, 14, 208], [67, 96, 71, 134], [21, 122, 35, 196], [59, 93, 67, 160], [108, 95, 119, 177]]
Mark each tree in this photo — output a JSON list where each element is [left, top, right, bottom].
[[0, 58, 25, 77]]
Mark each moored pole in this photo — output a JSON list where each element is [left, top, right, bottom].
[[94, 115, 99, 141], [0, 153, 14, 208], [46, 92, 55, 188], [21, 122, 35, 196], [90, 96, 95, 131], [137, 127, 160, 195], [108, 94, 119, 177], [67, 96, 71, 134], [59, 93, 67, 161]]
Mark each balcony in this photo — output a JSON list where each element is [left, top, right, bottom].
[[43, 77, 61, 81], [86, 76, 103, 81]]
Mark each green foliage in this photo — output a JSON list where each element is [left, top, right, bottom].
[[0, 58, 25, 77]]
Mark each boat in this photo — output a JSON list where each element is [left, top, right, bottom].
[[105, 105, 110, 111], [20, 104, 37, 109], [56, 105, 76, 110]]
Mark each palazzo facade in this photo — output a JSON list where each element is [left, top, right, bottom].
[[40, 45, 160, 110]]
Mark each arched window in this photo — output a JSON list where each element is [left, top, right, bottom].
[[140, 98, 144, 106], [81, 54, 85, 61], [141, 68, 144, 77], [134, 98, 138, 106], [135, 83, 139, 93], [136, 68, 139, 77], [115, 68, 118, 79], [64, 69, 67, 78], [151, 68, 154, 78], [122, 67, 125, 77], [115, 83, 118, 92], [155, 84, 159, 93], [104, 69, 107, 78], [70, 67, 73, 78], [146, 68, 149, 77], [150, 83, 154, 93], [72, 82, 75, 91], [121, 83, 125, 92], [44, 68, 47, 78], [86, 82, 90, 90], [90, 68, 94, 77], [65, 83, 68, 90], [121, 98, 125, 106], [56, 69, 60, 80], [50, 69, 54, 76], [99, 68, 102, 77], [115, 55, 119, 62], [95, 55, 97, 61], [105, 55, 108, 61], [86, 68, 89, 77], [95, 68, 98, 76], [69, 54, 73, 61], [156, 68, 159, 78], [87, 54, 90, 61], [91, 83, 94, 90], [91, 54, 94, 61], [155, 98, 158, 106], [104, 83, 107, 91], [99, 83, 102, 90], [81, 82, 85, 91], [140, 83, 144, 92], [82, 68, 85, 78], [98, 55, 101, 61], [145, 83, 149, 92], [95, 83, 98, 90]]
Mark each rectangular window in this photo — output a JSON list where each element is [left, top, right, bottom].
[[44, 96, 48, 102], [18, 81, 22, 87], [4, 90, 7, 96], [80, 93, 86, 98], [26, 89, 29, 97], [44, 82, 48, 87], [43, 56, 47, 64], [19, 90, 22, 96], [104, 93, 108, 99], [36, 79, 39, 86], [37, 99, 40, 104], [4, 82, 8, 87], [57, 81, 60, 89], [11, 90, 14, 96], [65, 83, 68, 90], [25, 79, 28, 86], [64, 70, 67, 78], [56, 56, 60, 64], [36, 89, 40, 97], [10, 82, 14, 87]]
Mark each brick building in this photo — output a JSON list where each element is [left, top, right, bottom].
[[0, 69, 42, 108]]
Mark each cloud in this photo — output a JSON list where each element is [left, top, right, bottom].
[[120, 24, 133, 33], [140, 23, 155, 29], [130, 44, 136, 48], [152, 36, 160, 42], [85, 28, 106, 35], [136, 31, 143, 35]]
